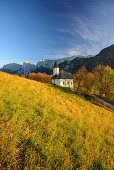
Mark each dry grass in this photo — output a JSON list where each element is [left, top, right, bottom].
[[0, 71, 114, 169]]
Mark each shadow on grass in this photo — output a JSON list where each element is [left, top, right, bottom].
[[48, 84, 80, 96]]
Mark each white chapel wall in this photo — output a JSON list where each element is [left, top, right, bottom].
[[52, 79, 73, 87], [60, 79, 73, 87], [54, 79, 61, 86]]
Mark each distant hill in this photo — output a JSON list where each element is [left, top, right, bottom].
[[59, 44, 114, 73], [0, 71, 113, 169]]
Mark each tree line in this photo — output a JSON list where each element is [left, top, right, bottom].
[[24, 65, 114, 101], [73, 65, 114, 101]]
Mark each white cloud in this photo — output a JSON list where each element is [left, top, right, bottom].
[[55, 28, 75, 36], [74, 16, 105, 42], [43, 47, 80, 60], [49, 0, 114, 58], [56, 13, 114, 56]]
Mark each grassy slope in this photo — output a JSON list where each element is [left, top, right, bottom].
[[0, 72, 113, 169]]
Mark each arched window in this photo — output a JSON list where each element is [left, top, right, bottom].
[[63, 81, 65, 85]]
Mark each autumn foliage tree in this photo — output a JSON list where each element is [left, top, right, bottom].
[[93, 64, 105, 75], [73, 64, 114, 101], [83, 72, 95, 92], [26, 72, 53, 83], [73, 66, 88, 91], [93, 66, 114, 100]]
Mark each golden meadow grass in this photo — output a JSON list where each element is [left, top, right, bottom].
[[0, 71, 114, 169]]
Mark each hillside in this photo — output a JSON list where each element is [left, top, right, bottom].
[[59, 44, 114, 73], [0, 72, 113, 169]]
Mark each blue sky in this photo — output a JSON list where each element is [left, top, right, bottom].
[[0, 0, 114, 67]]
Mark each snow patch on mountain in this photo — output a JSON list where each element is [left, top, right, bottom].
[[36, 56, 78, 69]]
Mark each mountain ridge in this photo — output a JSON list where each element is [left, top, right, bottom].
[[0, 56, 81, 74], [1, 44, 114, 74], [59, 44, 114, 73]]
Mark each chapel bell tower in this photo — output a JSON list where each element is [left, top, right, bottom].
[[53, 60, 59, 76]]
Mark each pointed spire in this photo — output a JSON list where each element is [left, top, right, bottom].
[[54, 60, 59, 68]]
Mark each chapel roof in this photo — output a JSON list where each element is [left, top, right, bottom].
[[51, 72, 74, 79]]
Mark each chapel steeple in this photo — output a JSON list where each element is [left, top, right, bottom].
[[53, 60, 59, 76], [54, 60, 59, 68]]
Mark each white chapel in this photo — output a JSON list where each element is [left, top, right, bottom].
[[51, 60, 74, 87]]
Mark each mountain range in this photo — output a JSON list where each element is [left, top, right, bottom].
[[0, 44, 114, 74], [59, 44, 114, 73], [0, 56, 82, 74]]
